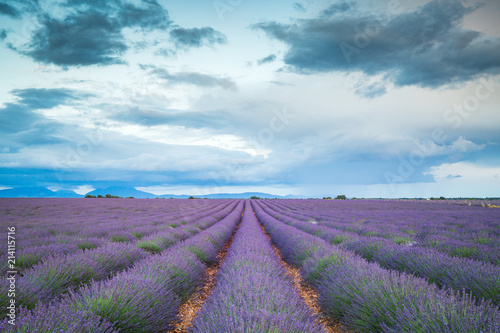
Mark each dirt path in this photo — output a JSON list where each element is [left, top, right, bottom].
[[167, 212, 243, 333], [257, 221, 347, 333]]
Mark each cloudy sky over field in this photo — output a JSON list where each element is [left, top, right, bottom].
[[0, 0, 499, 197]]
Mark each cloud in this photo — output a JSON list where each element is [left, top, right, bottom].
[[354, 82, 386, 99], [63, 0, 121, 8], [320, 1, 356, 17], [255, 0, 500, 88], [169, 27, 227, 49], [61, 0, 170, 30], [257, 54, 277, 65], [147, 66, 237, 91], [0, 2, 20, 18], [0, 129, 261, 176], [0, 29, 6, 40], [117, 1, 171, 30], [270, 81, 294, 86], [0, 103, 42, 134], [0, 88, 82, 145], [108, 106, 234, 129], [0, 102, 68, 148], [425, 161, 500, 182], [9, 0, 170, 66], [24, 11, 128, 66], [5, 0, 227, 65], [0, 1, 38, 18], [416, 136, 485, 157], [447, 136, 486, 153], [12, 88, 80, 109], [293, 3, 306, 13]]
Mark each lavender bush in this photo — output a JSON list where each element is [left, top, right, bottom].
[[0, 302, 118, 332]]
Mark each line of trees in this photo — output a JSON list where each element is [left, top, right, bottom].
[[323, 195, 347, 200], [85, 194, 134, 199], [429, 196, 446, 200]]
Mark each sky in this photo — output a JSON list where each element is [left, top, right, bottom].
[[0, 0, 499, 198]]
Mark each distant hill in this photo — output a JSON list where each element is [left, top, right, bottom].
[[195, 192, 295, 199], [0, 187, 82, 198], [86, 186, 156, 199], [0, 186, 301, 199], [86, 187, 295, 199]]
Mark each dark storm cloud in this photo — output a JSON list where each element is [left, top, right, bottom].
[[255, 0, 500, 88], [169, 27, 227, 49], [257, 54, 277, 65], [62, 0, 121, 10], [0, 2, 20, 18], [9, 0, 170, 66], [62, 0, 170, 29], [0, 1, 39, 18], [117, 1, 171, 30], [147, 66, 237, 91], [6, 0, 226, 66], [25, 11, 128, 66]]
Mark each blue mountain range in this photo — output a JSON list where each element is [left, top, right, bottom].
[[0, 186, 300, 199]]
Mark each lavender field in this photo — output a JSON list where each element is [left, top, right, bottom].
[[1, 198, 500, 332]]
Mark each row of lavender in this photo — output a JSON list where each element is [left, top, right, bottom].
[[0, 199, 231, 274], [266, 199, 500, 265], [252, 201, 500, 332], [259, 200, 500, 306], [0, 201, 245, 332], [191, 201, 324, 332]]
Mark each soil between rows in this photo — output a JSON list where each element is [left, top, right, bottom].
[[256, 220, 347, 333], [167, 210, 244, 332]]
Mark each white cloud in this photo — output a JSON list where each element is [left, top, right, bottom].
[[415, 136, 485, 157], [105, 123, 270, 157], [425, 162, 500, 182]]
